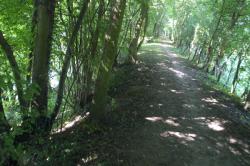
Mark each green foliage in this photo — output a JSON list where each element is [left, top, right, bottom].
[[165, 0, 250, 98], [0, 130, 25, 165]]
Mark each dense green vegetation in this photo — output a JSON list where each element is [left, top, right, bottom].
[[166, 0, 250, 100], [0, 0, 249, 165]]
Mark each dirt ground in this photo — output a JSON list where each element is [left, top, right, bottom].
[[34, 41, 250, 166]]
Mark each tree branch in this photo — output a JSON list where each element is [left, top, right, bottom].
[[50, 0, 90, 127], [0, 31, 26, 110], [0, 88, 10, 132]]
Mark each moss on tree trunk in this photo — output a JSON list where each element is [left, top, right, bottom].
[[91, 0, 127, 122]]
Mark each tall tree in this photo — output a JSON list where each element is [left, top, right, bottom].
[[31, 0, 56, 130], [91, 0, 127, 121]]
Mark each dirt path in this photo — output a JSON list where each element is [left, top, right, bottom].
[[109, 41, 250, 166], [37, 41, 250, 165]]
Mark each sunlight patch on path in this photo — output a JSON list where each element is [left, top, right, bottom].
[[53, 113, 89, 133], [202, 97, 219, 103], [144, 43, 173, 50], [207, 121, 225, 131], [160, 131, 197, 141], [80, 154, 98, 165], [169, 67, 187, 78], [145, 116, 180, 127], [165, 119, 180, 127], [145, 116, 163, 122], [170, 89, 184, 94], [194, 117, 227, 132], [202, 97, 229, 108]]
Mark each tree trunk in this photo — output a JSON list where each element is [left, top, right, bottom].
[[231, 52, 242, 93], [127, 1, 148, 64], [202, 45, 211, 71], [202, 0, 225, 72], [31, 0, 56, 131], [244, 91, 250, 111], [190, 47, 198, 60], [0, 88, 10, 133], [86, 0, 105, 95], [197, 48, 203, 64], [0, 88, 13, 165], [91, 0, 127, 122], [153, 23, 158, 38], [137, 2, 149, 51], [224, 64, 233, 87]]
